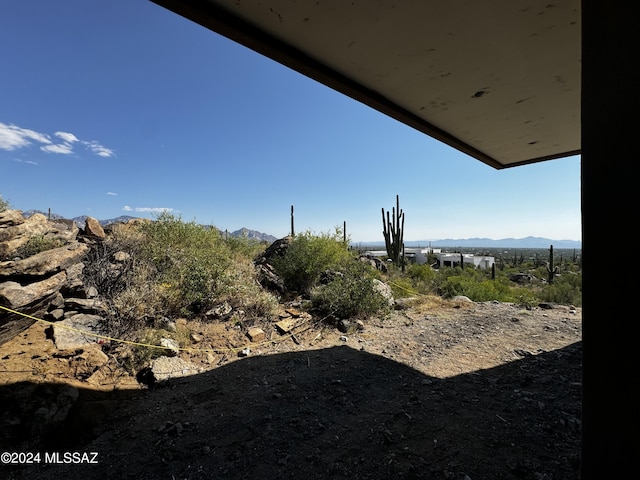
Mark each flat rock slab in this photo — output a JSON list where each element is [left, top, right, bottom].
[[53, 314, 105, 350], [149, 356, 201, 382], [274, 318, 300, 334]]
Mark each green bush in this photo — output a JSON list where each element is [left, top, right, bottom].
[[434, 265, 539, 306], [538, 272, 582, 306], [16, 235, 64, 258], [0, 194, 9, 212], [310, 261, 391, 319], [271, 229, 353, 293], [406, 263, 438, 295], [91, 213, 278, 337], [270, 229, 389, 319], [387, 276, 419, 298], [139, 212, 231, 316], [439, 274, 511, 302], [223, 235, 266, 258]]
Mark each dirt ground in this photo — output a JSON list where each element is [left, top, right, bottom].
[[0, 297, 582, 480]]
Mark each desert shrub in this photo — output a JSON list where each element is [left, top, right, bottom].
[[132, 329, 166, 364], [224, 235, 267, 258], [83, 222, 146, 298], [509, 287, 540, 309], [89, 213, 278, 338], [214, 253, 279, 318], [138, 212, 232, 316], [271, 229, 353, 293], [16, 235, 64, 257], [0, 194, 9, 212], [406, 263, 438, 295], [538, 272, 582, 306], [310, 261, 391, 319], [439, 274, 514, 302], [387, 276, 419, 298]]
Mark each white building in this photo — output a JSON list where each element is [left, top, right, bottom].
[[362, 247, 494, 270], [438, 252, 495, 269], [363, 247, 441, 265]]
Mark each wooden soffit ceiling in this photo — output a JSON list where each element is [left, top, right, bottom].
[[151, 0, 581, 169]]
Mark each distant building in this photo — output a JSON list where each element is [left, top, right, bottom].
[[364, 247, 442, 265], [362, 247, 494, 269], [437, 252, 495, 269]]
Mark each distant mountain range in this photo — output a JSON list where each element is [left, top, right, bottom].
[[358, 236, 581, 249], [22, 211, 278, 243], [21, 211, 579, 248]]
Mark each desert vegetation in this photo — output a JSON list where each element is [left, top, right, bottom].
[[0, 194, 9, 212], [2, 202, 581, 368], [87, 213, 580, 337], [83, 212, 279, 335]]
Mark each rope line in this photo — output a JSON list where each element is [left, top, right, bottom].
[[0, 304, 314, 355]]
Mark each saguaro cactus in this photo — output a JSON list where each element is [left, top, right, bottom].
[[290, 205, 295, 237], [546, 244, 559, 284], [382, 195, 405, 267], [343, 220, 347, 245]]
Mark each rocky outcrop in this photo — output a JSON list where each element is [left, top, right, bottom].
[[0, 210, 103, 345], [0, 211, 50, 258], [253, 236, 292, 293], [0, 243, 90, 277]]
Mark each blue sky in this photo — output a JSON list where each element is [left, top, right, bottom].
[[1, 0, 581, 243]]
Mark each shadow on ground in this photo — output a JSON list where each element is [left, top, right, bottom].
[[1, 342, 581, 480]]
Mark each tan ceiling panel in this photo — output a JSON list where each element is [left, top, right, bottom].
[[151, 0, 581, 169]]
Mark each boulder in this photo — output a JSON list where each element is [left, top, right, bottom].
[[0, 271, 67, 309], [52, 314, 105, 350], [247, 327, 266, 343], [509, 272, 534, 284], [0, 209, 25, 227], [63, 297, 108, 315], [0, 212, 49, 258], [254, 236, 293, 266], [137, 356, 201, 385], [82, 216, 106, 240], [160, 338, 180, 356], [47, 218, 80, 244], [253, 237, 292, 293], [0, 243, 90, 278], [0, 210, 102, 347], [373, 279, 394, 306]]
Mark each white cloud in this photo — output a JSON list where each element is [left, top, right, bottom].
[[12, 158, 39, 165], [107, 192, 118, 196], [55, 131, 79, 143], [41, 143, 74, 154], [138, 207, 173, 213], [83, 140, 114, 158], [122, 206, 173, 213], [0, 121, 114, 158], [0, 122, 51, 150]]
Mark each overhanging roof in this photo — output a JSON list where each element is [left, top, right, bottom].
[[151, 0, 581, 169]]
